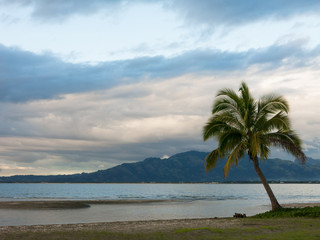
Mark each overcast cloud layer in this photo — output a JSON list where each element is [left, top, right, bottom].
[[1, 0, 320, 176]]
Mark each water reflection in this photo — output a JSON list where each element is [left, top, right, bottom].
[[0, 199, 270, 226]]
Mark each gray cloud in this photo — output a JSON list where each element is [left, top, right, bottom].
[[0, 0, 122, 22], [0, 135, 212, 176], [0, 0, 154, 22], [2, 0, 320, 25], [170, 0, 320, 27], [0, 45, 118, 102], [1, 41, 319, 103]]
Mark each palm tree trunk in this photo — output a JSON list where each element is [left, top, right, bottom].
[[251, 156, 282, 211]]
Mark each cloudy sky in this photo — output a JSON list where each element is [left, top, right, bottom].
[[1, 0, 320, 176]]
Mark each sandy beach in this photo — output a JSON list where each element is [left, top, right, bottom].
[[0, 213, 319, 239], [0, 218, 240, 234], [0, 201, 319, 239], [0, 201, 318, 229]]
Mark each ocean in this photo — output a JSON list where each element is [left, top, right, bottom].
[[0, 183, 319, 226]]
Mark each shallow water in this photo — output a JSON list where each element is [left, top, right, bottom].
[[0, 183, 319, 226]]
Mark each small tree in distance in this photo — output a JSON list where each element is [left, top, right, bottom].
[[203, 82, 306, 210]]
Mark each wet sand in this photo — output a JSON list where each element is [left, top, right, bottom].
[[0, 199, 175, 209]]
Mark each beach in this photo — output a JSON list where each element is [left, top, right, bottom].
[[0, 183, 319, 239], [0, 218, 238, 234], [0, 201, 318, 229], [0, 201, 319, 239], [1, 215, 320, 240]]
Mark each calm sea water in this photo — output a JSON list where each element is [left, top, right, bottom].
[[0, 183, 319, 226]]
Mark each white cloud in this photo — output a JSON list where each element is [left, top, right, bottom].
[[1, 66, 320, 175]]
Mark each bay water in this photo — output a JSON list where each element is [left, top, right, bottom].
[[0, 183, 319, 226]]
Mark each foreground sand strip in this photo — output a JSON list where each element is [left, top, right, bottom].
[[0, 218, 242, 233]]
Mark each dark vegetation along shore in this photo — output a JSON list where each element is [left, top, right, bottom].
[[1, 151, 320, 183], [1, 206, 320, 240]]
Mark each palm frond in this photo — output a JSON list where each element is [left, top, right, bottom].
[[248, 131, 263, 158], [239, 82, 250, 104], [259, 143, 270, 161], [223, 141, 245, 177], [258, 94, 289, 114], [218, 130, 244, 154], [238, 82, 257, 130], [215, 87, 244, 114], [255, 95, 289, 133], [216, 88, 239, 100], [212, 97, 239, 114], [212, 98, 244, 126], [266, 130, 306, 163], [255, 111, 291, 132], [203, 112, 245, 141], [202, 119, 225, 141], [204, 149, 222, 172], [214, 111, 244, 130]]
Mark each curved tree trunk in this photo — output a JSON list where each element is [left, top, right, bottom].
[[251, 156, 282, 211]]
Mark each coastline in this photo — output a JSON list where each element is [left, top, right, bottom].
[[0, 199, 319, 210], [0, 202, 319, 239]]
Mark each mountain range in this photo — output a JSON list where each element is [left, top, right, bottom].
[[0, 151, 320, 183]]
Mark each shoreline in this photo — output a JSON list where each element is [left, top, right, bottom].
[[0, 199, 319, 210], [0, 202, 319, 235], [0, 201, 318, 230], [1, 182, 320, 184]]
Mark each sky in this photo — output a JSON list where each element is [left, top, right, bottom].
[[1, 0, 320, 176]]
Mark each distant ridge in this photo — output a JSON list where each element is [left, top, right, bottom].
[[0, 151, 320, 183]]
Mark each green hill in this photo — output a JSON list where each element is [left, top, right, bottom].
[[0, 151, 319, 183]]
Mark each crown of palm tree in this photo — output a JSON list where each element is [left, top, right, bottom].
[[203, 82, 305, 177]]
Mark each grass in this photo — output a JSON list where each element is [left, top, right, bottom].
[[175, 227, 223, 233], [253, 206, 320, 218]]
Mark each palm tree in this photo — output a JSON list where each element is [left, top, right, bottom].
[[203, 82, 305, 210]]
